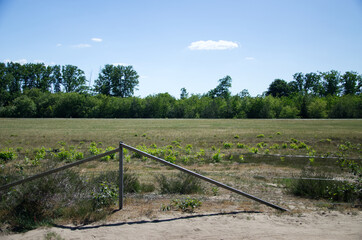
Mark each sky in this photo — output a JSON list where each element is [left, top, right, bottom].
[[0, 0, 361, 98]]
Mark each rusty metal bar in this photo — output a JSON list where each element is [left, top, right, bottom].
[[0, 148, 120, 192], [119, 142, 124, 210], [121, 142, 288, 212]]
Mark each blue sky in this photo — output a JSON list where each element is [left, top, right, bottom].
[[1, 0, 361, 98]]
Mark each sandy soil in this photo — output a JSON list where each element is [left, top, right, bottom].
[[2, 210, 361, 240]]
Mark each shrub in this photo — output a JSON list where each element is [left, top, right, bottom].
[[0, 148, 17, 162], [171, 197, 202, 212], [256, 134, 264, 138], [212, 149, 223, 162], [156, 172, 203, 194], [91, 181, 118, 209], [223, 142, 233, 149], [288, 169, 361, 203], [236, 143, 245, 149]]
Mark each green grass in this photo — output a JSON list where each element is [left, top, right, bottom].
[[1, 119, 361, 150], [0, 118, 361, 231]]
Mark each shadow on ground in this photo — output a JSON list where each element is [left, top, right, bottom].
[[54, 210, 262, 231]]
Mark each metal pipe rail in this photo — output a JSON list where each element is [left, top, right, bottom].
[[0, 149, 120, 192], [120, 142, 288, 212]]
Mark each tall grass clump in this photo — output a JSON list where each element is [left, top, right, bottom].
[[288, 168, 361, 203], [156, 172, 203, 194]]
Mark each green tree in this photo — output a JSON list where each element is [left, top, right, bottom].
[[12, 95, 37, 117], [22, 63, 53, 92], [180, 87, 189, 99], [320, 70, 341, 96], [52, 65, 62, 93], [61, 65, 87, 93], [341, 71, 361, 95], [207, 75, 232, 99], [266, 79, 290, 97], [94, 65, 139, 97]]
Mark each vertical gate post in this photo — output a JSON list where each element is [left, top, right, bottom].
[[119, 141, 124, 210]]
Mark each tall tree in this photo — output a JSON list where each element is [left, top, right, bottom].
[[320, 70, 341, 96], [52, 65, 62, 93], [94, 65, 139, 97], [180, 87, 189, 99], [61, 65, 87, 93], [207, 75, 232, 99], [266, 79, 290, 97], [341, 71, 361, 95]]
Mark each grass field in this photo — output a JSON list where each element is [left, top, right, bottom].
[[0, 118, 361, 232], [1, 118, 361, 148]]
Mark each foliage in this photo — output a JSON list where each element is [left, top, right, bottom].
[[156, 172, 203, 194], [91, 181, 118, 209], [0, 148, 17, 162], [171, 197, 202, 212]]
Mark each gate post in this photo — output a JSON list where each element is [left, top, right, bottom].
[[119, 141, 124, 210]]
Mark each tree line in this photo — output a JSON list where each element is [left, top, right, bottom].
[[0, 62, 361, 118]]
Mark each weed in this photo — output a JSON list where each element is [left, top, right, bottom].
[[250, 147, 258, 154], [0, 148, 17, 162], [223, 142, 233, 149], [234, 135, 239, 139], [212, 187, 219, 196], [212, 149, 223, 162], [270, 143, 280, 150], [256, 134, 264, 138], [171, 197, 202, 212], [156, 172, 203, 194], [91, 181, 118, 209], [290, 143, 298, 150]]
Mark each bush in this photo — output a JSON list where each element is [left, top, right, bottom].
[[171, 197, 202, 212], [288, 169, 361, 203], [156, 172, 203, 194], [91, 181, 118, 209], [0, 170, 87, 232], [0, 148, 17, 162]]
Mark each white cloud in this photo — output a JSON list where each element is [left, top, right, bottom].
[[188, 40, 239, 50], [56, 43, 62, 47], [73, 43, 91, 48], [91, 38, 103, 42], [245, 57, 255, 61]]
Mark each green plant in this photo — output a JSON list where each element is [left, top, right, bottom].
[[256, 134, 264, 138], [171, 197, 202, 212], [0, 148, 17, 162], [223, 142, 233, 149], [212, 149, 223, 162], [56, 148, 72, 161], [157, 172, 203, 194], [250, 147, 258, 154], [106, 146, 116, 159], [91, 181, 118, 209], [165, 154, 176, 163], [212, 187, 219, 196], [236, 143, 245, 149], [234, 135, 239, 139]]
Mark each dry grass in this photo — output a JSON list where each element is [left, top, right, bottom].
[[0, 118, 361, 228]]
